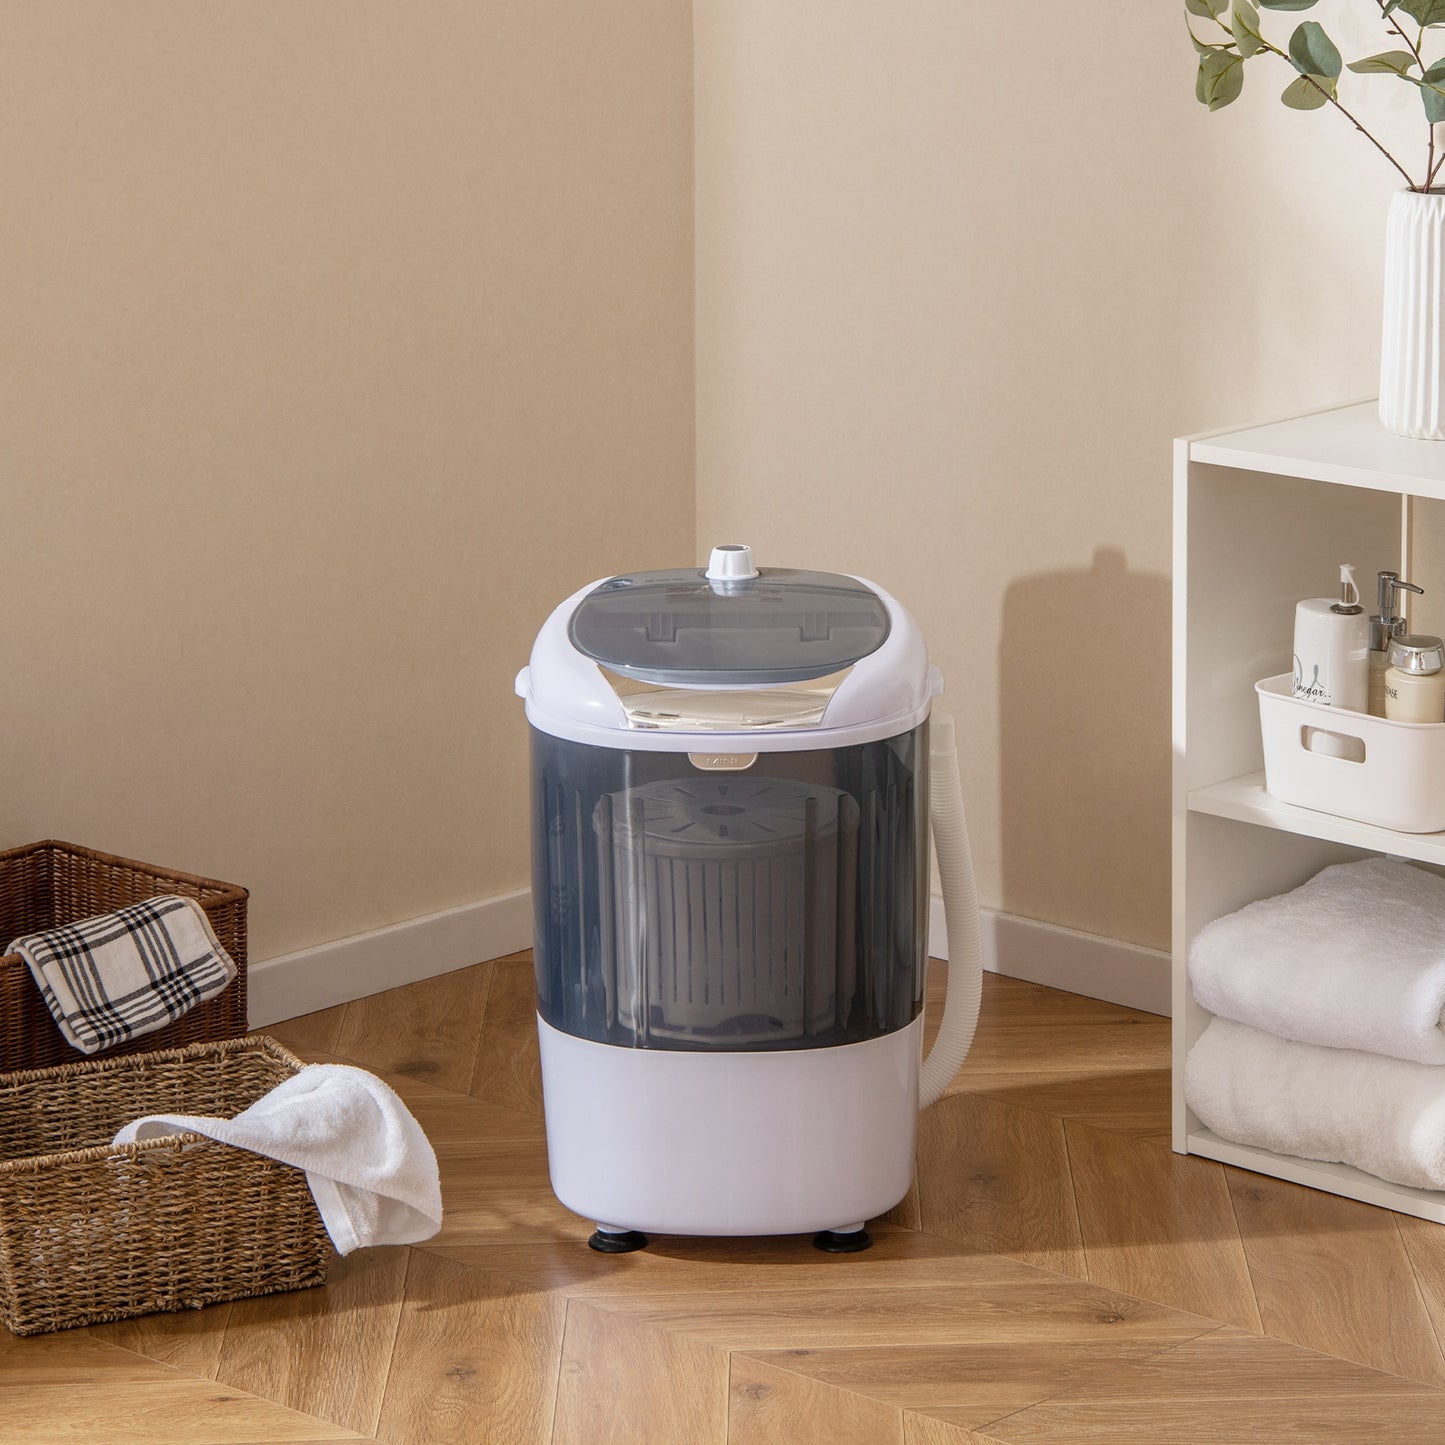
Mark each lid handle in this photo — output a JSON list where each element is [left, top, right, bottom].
[[705, 543, 759, 583]]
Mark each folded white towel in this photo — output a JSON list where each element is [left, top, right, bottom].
[[113, 1063, 442, 1255], [1185, 1016, 1445, 1191], [8, 895, 236, 1055], [1189, 857, 1445, 1065]]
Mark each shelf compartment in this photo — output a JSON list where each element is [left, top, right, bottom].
[[1188, 772, 1445, 868], [1176, 402, 1445, 1219], [1188, 1128, 1445, 1225], [1189, 400, 1445, 501]]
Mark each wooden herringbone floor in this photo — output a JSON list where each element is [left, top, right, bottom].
[[5, 956, 1445, 1442]]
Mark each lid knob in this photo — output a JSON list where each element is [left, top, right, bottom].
[[705, 543, 759, 583]]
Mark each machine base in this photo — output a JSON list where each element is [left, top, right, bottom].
[[538, 1015, 923, 1239]]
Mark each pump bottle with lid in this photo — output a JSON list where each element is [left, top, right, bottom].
[[1293, 564, 1369, 713], [1370, 570, 1425, 716]]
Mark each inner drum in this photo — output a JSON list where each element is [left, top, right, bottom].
[[596, 777, 858, 1046]]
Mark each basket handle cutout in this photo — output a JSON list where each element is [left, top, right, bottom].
[[1300, 724, 1366, 764]]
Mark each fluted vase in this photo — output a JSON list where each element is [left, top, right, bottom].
[[1381, 188, 1445, 440]]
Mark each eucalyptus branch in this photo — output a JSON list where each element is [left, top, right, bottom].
[[1423, 17, 1442, 192], [1382, 6, 1444, 185], [1378, 0, 1427, 69], [1187, 0, 1445, 191], [1430, 131, 1445, 185], [1256, 35, 1419, 187], [1376, 0, 1436, 180], [1307, 79, 1419, 186]]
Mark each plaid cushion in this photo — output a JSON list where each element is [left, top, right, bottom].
[[7, 894, 237, 1055]]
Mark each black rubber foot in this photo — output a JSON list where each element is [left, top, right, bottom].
[[813, 1228, 873, 1253], [588, 1229, 649, 1254]]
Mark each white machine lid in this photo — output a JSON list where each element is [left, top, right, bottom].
[[519, 544, 940, 750]]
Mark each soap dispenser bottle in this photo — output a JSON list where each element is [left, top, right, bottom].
[[1369, 571, 1425, 716], [1293, 565, 1369, 712]]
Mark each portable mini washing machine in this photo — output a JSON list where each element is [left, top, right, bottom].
[[515, 544, 983, 1252]]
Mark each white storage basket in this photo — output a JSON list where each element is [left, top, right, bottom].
[[1256, 673, 1445, 833]]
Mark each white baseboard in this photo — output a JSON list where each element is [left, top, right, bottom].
[[247, 889, 533, 1028], [247, 886, 1169, 1028], [928, 896, 1170, 1017]]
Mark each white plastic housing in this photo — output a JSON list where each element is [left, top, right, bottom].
[[537, 1015, 922, 1236]]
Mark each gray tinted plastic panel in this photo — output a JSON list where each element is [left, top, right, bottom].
[[567, 568, 890, 685], [529, 725, 928, 1052]]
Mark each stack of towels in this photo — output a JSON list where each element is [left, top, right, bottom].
[[1186, 856, 1445, 1191]]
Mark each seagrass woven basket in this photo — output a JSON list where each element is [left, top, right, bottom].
[[0, 1034, 330, 1335], [0, 841, 248, 1071]]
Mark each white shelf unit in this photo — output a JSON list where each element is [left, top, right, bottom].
[[1174, 399, 1445, 1224]]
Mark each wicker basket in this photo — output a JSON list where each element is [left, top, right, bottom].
[[0, 1034, 330, 1335], [0, 841, 248, 1072]]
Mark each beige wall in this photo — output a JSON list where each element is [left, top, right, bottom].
[[694, 0, 1405, 950], [3, 1, 1414, 969], [1, 4, 695, 959]]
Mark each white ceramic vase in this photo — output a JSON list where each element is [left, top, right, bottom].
[[1380, 188, 1445, 441]]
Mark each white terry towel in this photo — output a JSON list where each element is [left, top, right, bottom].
[[1189, 857, 1445, 1065], [113, 1063, 442, 1255], [1185, 1016, 1445, 1191]]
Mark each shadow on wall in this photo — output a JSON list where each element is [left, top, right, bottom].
[[999, 547, 1171, 952]]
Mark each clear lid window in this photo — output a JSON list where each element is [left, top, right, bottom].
[[568, 568, 890, 685]]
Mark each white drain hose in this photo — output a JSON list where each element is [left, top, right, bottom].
[[919, 710, 984, 1109]]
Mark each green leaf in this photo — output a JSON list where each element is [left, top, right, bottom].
[[1289, 20, 1342, 79], [1396, 0, 1445, 25], [1198, 50, 1246, 108], [1346, 50, 1418, 77], [1232, 0, 1266, 57], [1258, 0, 1317, 9], [1185, 0, 1227, 16], [1418, 62, 1445, 121], [1282, 74, 1331, 108]]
